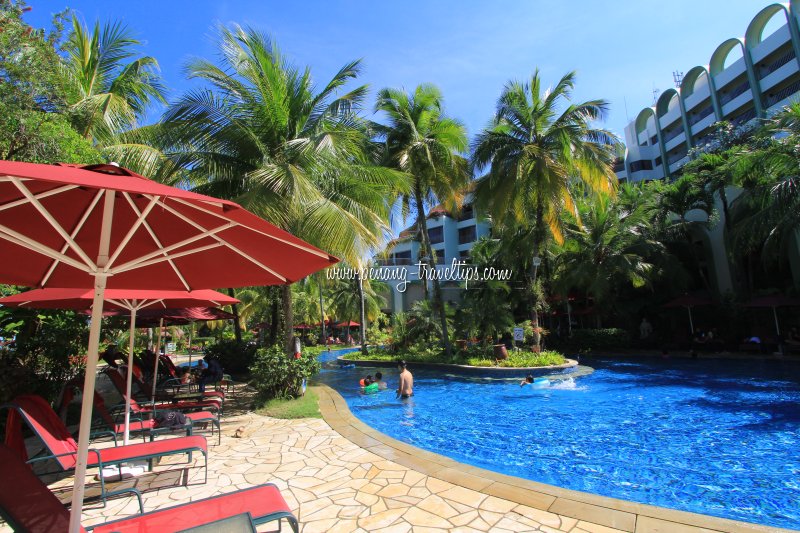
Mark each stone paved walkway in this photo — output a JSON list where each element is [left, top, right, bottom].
[[22, 389, 624, 532], [4, 383, 779, 532]]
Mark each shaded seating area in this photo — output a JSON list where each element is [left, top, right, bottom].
[[0, 444, 299, 533], [104, 368, 223, 416], [58, 384, 221, 446], [2, 395, 208, 508]]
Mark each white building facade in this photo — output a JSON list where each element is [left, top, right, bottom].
[[378, 197, 491, 313], [624, 2, 800, 182]]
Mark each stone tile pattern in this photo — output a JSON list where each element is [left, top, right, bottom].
[[2, 383, 779, 533], [0, 386, 624, 533]]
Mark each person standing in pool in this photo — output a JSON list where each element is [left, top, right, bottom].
[[396, 360, 413, 399]]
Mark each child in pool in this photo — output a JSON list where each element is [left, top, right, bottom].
[[520, 375, 534, 386]]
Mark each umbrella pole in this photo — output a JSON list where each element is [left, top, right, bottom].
[[69, 190, 114, 533], [773, 306, 783, 355], [123, 306, 137, 445], [152, 318, 164, 401], [68, 278, 108, 531], [687, 306, 694, 334]]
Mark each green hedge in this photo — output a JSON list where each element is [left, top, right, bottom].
[[249, 345, 321, 400], [204, 340, 257, 374], [563, 328, 630, 351]]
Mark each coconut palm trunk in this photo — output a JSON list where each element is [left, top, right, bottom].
[[318, 276, 327, 344], [227, 287, 242, 343], [414, 188, 452, 357], [357, 272, 368, 354], [282, 284, 294, 355], [531, 202, 544, 349]]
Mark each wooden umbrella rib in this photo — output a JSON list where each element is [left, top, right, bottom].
[[109, 222, 235, 274], [169, 197, 330, 260], [0, 225, 91, 274], [157, 201, 288, 282], [105, 194, 161, 268], [39, 190, 104, 287], [11, 178, 97, 271], [0, 184, 79, 212], [123, 194, 191, 291], [112, 242, 225, 274]]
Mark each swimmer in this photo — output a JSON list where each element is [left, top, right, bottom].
[[396, 360, 413, 399], [375, 372, 388, 390], [520, 374, 534, 386]]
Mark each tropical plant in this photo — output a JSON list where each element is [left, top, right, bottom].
[[0, 2, 99, 163], [553, 195, 665, 324], [457, 238, 515, 345], [374, 84, 469, 358], [62, 16, 166, 144], [471, 70, 620, 347], [655, 175, 714, 292], [160, 25, 404, 353]]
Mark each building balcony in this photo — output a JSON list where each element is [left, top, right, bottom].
[[658, 106, 682, 129], [765, 78, 800, 111], [664, 130, 687, 151], [689, 113, 716, 139], [713, 58, 747, 89], [669, 155, 690, 172], [759, 57, 800, 92], [721, 90, 755, 117], [683, 84, 711, 111], [749, 24, 791, 63]]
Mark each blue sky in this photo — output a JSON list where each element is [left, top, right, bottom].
[[25, 0, 781, 142]]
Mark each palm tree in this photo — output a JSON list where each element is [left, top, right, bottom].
[[63, 17, 166, 144], [471, 70, 619, 347], [160, 25, 404, 353], [374, 84, 469, 357], [655, 175, 715, 293], [553, 196, 665, 324]]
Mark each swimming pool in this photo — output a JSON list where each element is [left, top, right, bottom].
[[317, 355, 800, 530]]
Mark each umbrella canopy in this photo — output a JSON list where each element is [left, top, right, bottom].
[[745, 295, 800, 308], [0, 161, 337, 289], [293, 323, 312, 329], [135, 306, 236, 326], [663, 294, 713, 333], [335, 320, 360, 327], [0, 288, 239, 444], [0, 161, 338, 531], [0, 288, 237, 311], [745, 295, 800, 341]]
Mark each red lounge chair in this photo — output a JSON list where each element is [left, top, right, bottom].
[[105, 368, 222, 415], [0, 444, 299, 533], [59, 379, 221, 445], [131, 359, 226, 402], [92, 391, 221, 446], [2, 395, 208, 508]]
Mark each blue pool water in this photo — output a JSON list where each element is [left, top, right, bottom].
[[317, 353, 800, 530]]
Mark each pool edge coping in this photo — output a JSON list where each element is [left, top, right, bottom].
[[315, 383, 798, 533]]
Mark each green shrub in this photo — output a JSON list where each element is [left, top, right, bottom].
[[250, 345, 321, 400], [204, 339, 257, 374], [566, 328, 630, 351]]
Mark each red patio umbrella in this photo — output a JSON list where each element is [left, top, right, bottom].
[[663, 294, 713, 333], [335, 320, 360, 327], [0, 160, 338, 530], [136, 306, 236, 326], [0, 288, 238, 444], [746, 295, 800, 340], [134, 306, 237, 383], [293, 323, 312, 329]]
